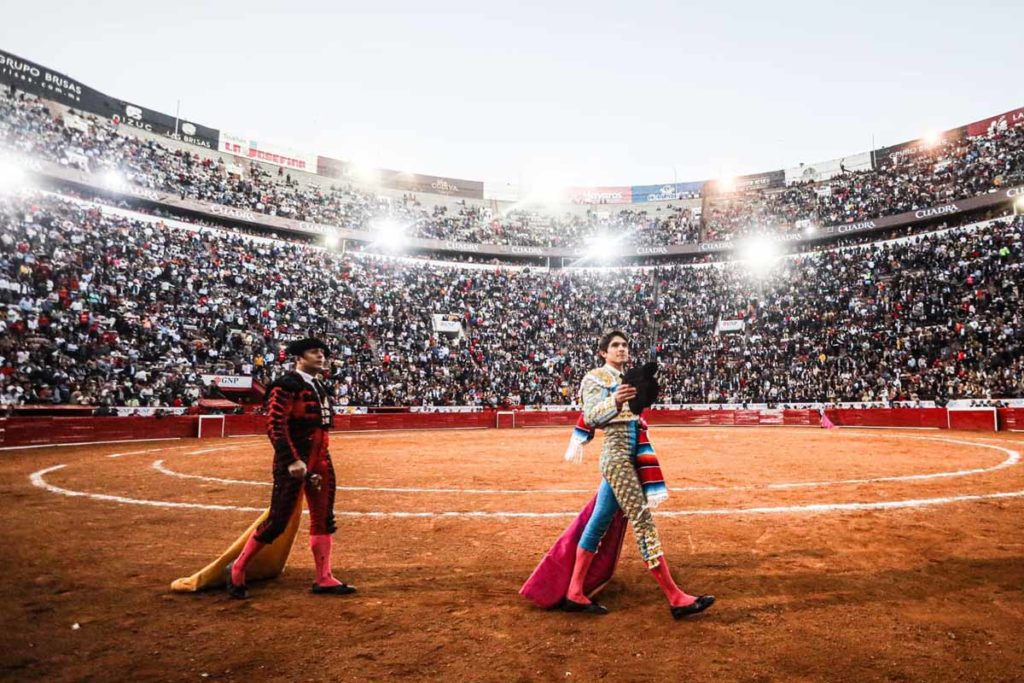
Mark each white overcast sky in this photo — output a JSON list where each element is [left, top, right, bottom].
[[1, 0, 1020, 186]]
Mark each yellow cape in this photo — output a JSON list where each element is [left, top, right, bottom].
[[170, 498, 303, 592]]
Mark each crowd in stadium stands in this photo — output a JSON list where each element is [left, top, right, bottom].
[[702, 126, 1024, 241], [0, 89, 697, 249], [3, 87, 1022, 249], [816, 129, 1024, 225], [1, 192, 1021, 410], [702, 184, 820, 241]]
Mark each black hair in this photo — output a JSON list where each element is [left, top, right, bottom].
[[598, 330, 629, 354]]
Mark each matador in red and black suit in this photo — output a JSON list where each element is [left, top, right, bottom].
[[226, 337, 356, 599]]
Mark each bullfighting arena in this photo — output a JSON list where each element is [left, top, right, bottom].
[[3, 426, 1024, 681]]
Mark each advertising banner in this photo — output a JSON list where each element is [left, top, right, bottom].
[[112, 101, 220, 150], [566, 186, 632, 204], [784, 152, 872, 185], [716, 319, 745, 334], [733, 169, 785, 192], [378, 170, 484, 199], [432, 314, 463, 334], [0, 48, 113, 111], [113, 407, 189, 417], [483, 180, 520, 202], [821, 184, 1024, 237], [0, 49, 220, 151], [872, 139, 928, 169], [248, 138, 318, 173], [705, 171, 785, 195], [200, 375, 254, 389], [219, 132, 318, 173], [317, 155, 353, 180], [630, 181, 704, 203], [871, 127, 966, 169], [966, 106, 1024, 137]]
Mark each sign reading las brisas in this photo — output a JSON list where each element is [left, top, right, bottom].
[[113, 102, 220, 150]]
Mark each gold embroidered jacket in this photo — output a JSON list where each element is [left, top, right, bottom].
[[581, 364, 639, 428]]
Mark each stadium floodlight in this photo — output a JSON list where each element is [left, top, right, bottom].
[[349, 163, 379, 185], [585, 233, 621, 262], [324, 233, 341, 249], [923, 130, 942, 148], [0, 158, 26, 192], [527, 184, 567, 206], [803, 223, 817, 236], [717, 176, 736, 193], [739, 235, 780, 275], [521, 164, 571, 206], [102, 169, 126, 189], [372, 217, 408, 251]]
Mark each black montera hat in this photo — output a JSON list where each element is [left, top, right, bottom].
[[285, 337, 330, 357], [622, 361, 660, 415]]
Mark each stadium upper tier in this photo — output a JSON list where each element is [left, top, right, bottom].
[[1, 192, 1021, 409], [0, 52, 1023, 258]]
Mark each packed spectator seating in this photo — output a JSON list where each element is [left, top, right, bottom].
[[816, 130, 1024, 226], [701, 184, 819, 241], [2, 193, 1021, 410], [3, 87, 1021, 249], [703, 128, 1024, 241], [0, 89, 696, 249]]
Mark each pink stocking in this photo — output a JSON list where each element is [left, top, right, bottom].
[[232, 534, 265, 585], [649, 556, 696, 608], [310, 534, 341, 587], [566, 546, 596, 603]]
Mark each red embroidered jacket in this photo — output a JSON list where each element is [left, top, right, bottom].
[[265, 372, 335, 467]]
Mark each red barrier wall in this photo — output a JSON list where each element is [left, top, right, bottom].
[[645, 410, 818, 427], [223, 414, 266, 437], [332, 412, 494, 431], [0, 412, 498, 448], [0, 416, 200, 448], [947, 409, 998, 432], [1, 407, 1014, 449], [824, 408, 949, 430], [513, 412, 579, 428], [508, 410, 821, 429], [997, 408, 1024, 431]]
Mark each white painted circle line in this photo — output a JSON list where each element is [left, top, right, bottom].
[[30, 464, 571, 517], [108, 447, 172, 459], [159, 435, 1019, 495], [29, 468, 1024, 520], [153, 462, 593, 493], [765, 436, 1018, 489], [0, 437, 183, 452], [32, 465, 264, 513], [656, 489, 1024, 516], [153, 460, 270, 486]]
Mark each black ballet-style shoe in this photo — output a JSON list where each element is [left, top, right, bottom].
[[559, 598, 609, 615], [224, 562, 248, 600], [671, 595, 715, 619], [310, 582, 357, 595]]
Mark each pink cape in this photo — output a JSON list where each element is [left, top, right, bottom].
[[519, 494, 628, 609]]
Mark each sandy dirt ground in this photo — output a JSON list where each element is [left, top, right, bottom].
[[1, 426, 1023, 682]]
